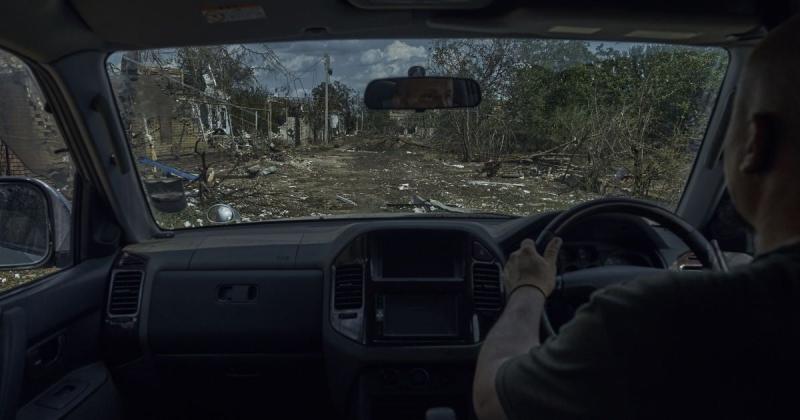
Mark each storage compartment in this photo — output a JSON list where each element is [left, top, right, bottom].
[[148, 270, 323, 354]]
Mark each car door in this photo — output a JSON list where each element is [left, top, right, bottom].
[[0, 48, 122, 419]]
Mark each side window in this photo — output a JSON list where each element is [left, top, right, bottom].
[[0, 49, 74, 293]]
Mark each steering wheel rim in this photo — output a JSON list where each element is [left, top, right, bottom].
[[534, 197, 723, 337]]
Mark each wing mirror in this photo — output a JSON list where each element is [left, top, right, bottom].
[[364, 76, 481, 111], [0, 178, 71, 269]]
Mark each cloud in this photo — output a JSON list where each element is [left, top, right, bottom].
[[385, 41, 427, 61], [281, 55, 319, 72], [250, 39, 432, 94], [360, 49, 384, 65]]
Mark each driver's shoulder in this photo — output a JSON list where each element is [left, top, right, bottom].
[[589, 270, 720, 315]]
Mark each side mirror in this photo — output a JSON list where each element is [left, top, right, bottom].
[[364, 77, 481, 111], [0, 178, 66, 269]]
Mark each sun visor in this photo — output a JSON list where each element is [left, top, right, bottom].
[[427, 8, 762, 45]]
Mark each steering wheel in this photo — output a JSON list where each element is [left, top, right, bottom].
[[534, 198, 723, 337]]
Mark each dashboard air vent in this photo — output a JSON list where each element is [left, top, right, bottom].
[[334, 264, 364, 310], [108, 271, 144, 316], [473, 262, 502, 314], [117, 252, 147, 269]]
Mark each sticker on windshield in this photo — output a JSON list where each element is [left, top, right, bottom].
[[202, 5, 266, 24]]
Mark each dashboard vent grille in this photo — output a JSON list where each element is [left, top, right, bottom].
[[473, 263, 502, 314], [334, 264, 364, 310], [117, 252, 147, 269], [108, 271, 144, 316]]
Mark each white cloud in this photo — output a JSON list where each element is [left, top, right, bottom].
[[281, 54, 318, 72], [385, 41, 427, 61], [360, 49, 384, 65]]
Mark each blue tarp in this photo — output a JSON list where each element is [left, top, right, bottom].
[[138, 157, 199, 182]]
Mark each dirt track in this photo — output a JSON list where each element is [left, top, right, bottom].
[[155, 137, 596, 228]]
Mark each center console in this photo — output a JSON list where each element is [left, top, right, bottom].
[[331, 229, 503, 346], [329, 228, 503, 420]]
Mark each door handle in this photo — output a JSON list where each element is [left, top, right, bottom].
[[27, 334, 64, 372], [217, 285, 257, 303]]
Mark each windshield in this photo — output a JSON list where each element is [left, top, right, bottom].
[[107, 39, 728, 229]]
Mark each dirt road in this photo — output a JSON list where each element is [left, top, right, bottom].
[[156, 138, 595, 228]]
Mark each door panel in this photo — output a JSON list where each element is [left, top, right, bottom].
[[0, 256, 120, 419], [0, 307, 26, 420]]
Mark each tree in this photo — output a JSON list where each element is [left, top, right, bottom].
[[309, 80, 358, 142]]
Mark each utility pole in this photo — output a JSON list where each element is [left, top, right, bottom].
[[267, 99, 272, 141], [324, 54, 331, 145], [285, 96, 289, 142]]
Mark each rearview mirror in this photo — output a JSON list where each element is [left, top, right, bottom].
[[364, 77, 481, 111], [0, 178, 54, 268]]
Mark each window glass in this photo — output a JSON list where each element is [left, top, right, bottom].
[[0, 48, 74, 292], [107, 40, 727, 229]]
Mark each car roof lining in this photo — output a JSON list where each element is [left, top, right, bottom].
[[1, 0, 793, 63]]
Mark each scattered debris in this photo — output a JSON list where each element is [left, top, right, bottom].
[[138, 157, 200, 181], [336, 195, 358, 206], [247, 165, 277, 178], [147, 136, 597, 229], [443, 162, 465, 169], [478, 160, 502, 178], [467, 180, 526, 188]]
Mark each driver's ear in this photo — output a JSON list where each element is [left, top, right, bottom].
[[739, 113, 778, 174]]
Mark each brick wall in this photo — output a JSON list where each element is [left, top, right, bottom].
[[0, 143, 32, 177]]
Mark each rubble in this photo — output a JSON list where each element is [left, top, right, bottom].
[[336, 195, 357, 206], [246, 164, 277, 177], [467, 180, 526, 188], [148, 135, 597, 229]]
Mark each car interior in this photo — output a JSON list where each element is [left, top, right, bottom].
[[0, 0, 795, 419]]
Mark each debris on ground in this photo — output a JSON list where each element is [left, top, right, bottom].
[[336, 195, 357, 206], [247, 165, 277, 178], [467, 180, 526, 188], [150, 135, 598, 229], [442, 162, 465, 169]]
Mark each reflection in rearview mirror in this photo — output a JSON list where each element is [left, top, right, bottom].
[[364, 77, 481, 111]]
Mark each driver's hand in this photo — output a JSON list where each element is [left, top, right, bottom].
[[504, 238, 562, 298]]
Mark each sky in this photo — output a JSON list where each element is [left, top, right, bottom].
[[262, 39, 434, 97]]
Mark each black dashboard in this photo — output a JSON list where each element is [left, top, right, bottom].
[[102, 212, 687, 418]]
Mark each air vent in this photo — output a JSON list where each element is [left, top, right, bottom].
[[473, 262, 502, 314], [334, 264, 364, 310], [108, 271, 144, 316], [118, 252, 147, 269]]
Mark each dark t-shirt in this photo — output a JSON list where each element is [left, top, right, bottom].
[[496, 244, 800, 420]]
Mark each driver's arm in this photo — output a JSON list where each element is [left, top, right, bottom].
[[473, 238, 560, 420], [473, 239, 641, 420]]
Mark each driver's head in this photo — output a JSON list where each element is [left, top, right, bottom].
[[723, 15, 800, 229]]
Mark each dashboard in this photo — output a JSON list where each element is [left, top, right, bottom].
[[103, 212, 685, 418]]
